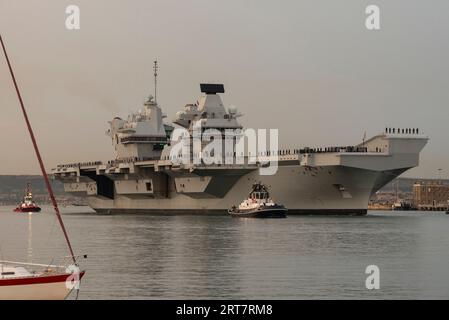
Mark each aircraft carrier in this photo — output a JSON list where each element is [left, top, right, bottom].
[[52, 71, 428, 215]]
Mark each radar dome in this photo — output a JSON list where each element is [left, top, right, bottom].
[[228, 105, 237, 114], [176, 111, 186, 118]]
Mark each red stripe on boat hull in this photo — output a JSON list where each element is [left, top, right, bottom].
[[0, 271, 85, 286]]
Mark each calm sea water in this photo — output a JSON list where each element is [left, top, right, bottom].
[[1, 206, 448, 299]]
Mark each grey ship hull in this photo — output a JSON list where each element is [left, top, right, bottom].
[[87, 165, 385, 215], [54, 132, 427, 215]]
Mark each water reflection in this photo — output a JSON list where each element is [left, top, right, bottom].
[[1, 208, 449, 299], [98, 216, 245, 298], [27, 213, 32, 263]]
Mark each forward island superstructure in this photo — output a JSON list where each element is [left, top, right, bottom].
[[53, 78, 428, 215]]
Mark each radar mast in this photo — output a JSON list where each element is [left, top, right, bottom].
[[153, 60, 158, 104]]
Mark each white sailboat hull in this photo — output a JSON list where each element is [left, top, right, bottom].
[[0, 272, 84, 300], [0, 281, 70, 300]]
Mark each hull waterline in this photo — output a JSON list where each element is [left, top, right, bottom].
[[14, 206, 41, 213], [228, 208, 287, 218]]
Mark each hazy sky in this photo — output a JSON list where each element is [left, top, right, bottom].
[[1, 0, 448, 177]]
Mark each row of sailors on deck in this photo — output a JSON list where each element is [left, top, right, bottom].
[[107, 156, 157, 165], [57, 161, 102, 169], [159, 150, 295, 161], [386, 128, 419, 134], [58, 144, 372, 169], [158, 146, 368, 161], [58, 157, 161, 168]]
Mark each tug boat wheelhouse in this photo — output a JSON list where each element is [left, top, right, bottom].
[[13, 183, 41, 213], [228, 183, 287, 218]]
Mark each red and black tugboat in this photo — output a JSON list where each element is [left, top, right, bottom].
[[14, 183, 41, 213], [228, 182, 287, 218]]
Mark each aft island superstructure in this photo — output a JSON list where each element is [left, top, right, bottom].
[[53, 81, 428, 215]]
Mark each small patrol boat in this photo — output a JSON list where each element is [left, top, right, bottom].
[[228, 182, 287, 218], [14, 183, 41, 213]]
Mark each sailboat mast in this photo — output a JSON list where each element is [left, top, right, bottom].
[[0, 34, 76, 264]]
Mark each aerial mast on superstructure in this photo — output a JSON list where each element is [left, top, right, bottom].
[[153, 60, 158, 104]]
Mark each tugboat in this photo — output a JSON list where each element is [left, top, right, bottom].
[[391, 180, 414, 211], [391, 200, 414, 211], [13, 183, 41, 213], [228, 182, 287, 218]]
